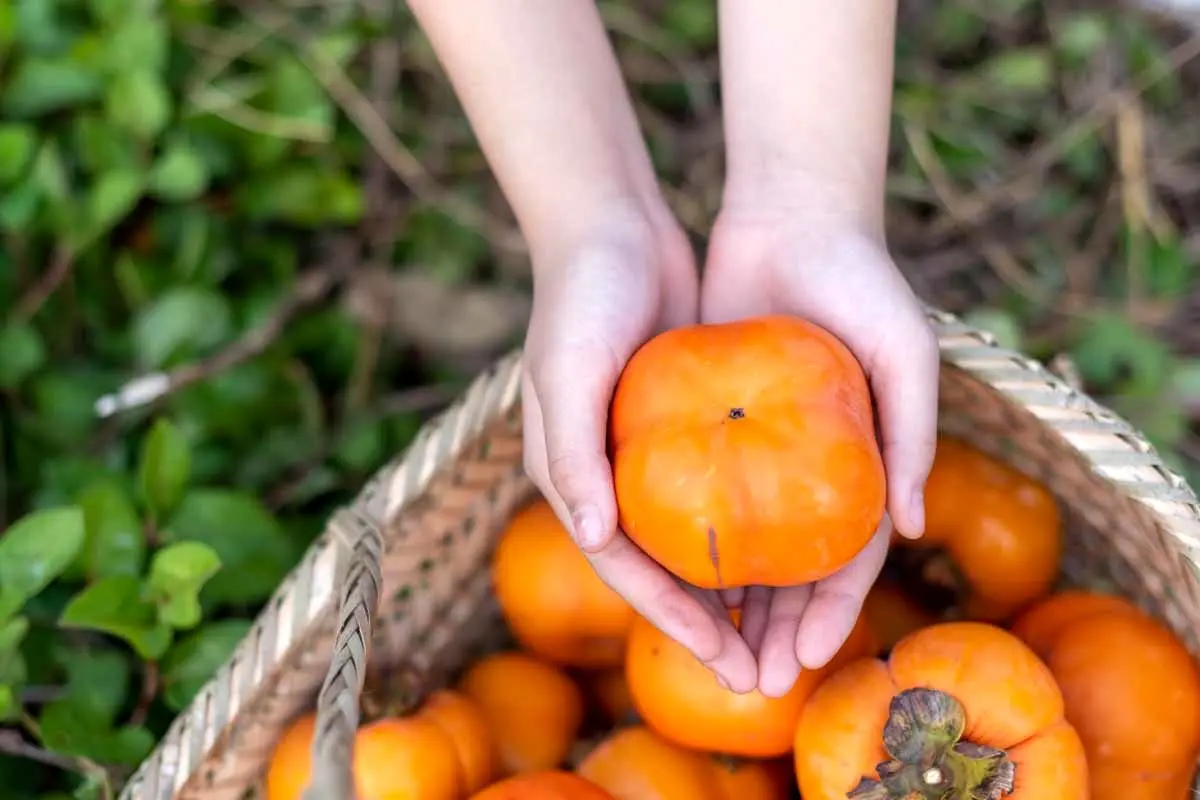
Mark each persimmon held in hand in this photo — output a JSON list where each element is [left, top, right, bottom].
[[469, 770, 617, 799], [1012, 591, 1200, 800], [492, 499, 635, 668], [793, 621, 1088, 800], [624, 609, 875, 758], [892, 436, 1061, 621], [458, 651, 584, 776], [609, 315, 886, 590]]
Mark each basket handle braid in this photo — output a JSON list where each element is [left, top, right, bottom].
[[302, 508, 385, 800]]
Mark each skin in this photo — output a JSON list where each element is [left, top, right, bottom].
[[407, 0, 939, 698]]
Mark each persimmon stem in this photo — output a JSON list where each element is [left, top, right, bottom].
[[847, 688, 1016, 800]]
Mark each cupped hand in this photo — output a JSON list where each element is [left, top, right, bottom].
[[522, 200, 759, 693], [700, 192, 940, 698]]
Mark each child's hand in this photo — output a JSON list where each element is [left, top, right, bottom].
[[700, 194, 939, 697], [522, 202, 759, 693]]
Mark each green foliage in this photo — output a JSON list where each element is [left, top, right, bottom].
[[0, 2, 427, 796]]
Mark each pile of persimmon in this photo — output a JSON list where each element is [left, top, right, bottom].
[[260, 315, 1200, 800]]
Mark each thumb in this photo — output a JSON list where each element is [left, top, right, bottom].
[[531, 345, 622, 553]]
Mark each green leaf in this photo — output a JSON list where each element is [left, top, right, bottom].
[[59, 647, 130, 725], [59, 577, 172, 660], [104, 69, 171, 141], [1171, 359, 1200, 407], [267, 57, 335, 133], [79, 168, 145, 248], [1070, 313, 1172, 397], [0, 178, 41, 232], [72, 114, 140, 174], [661, 0, 717, 47], [1054, 12, 1110, 65], [31, 140, 70, 204], [0, 324, 46, 388], [333, 419, 387, 473], [235, 163, 364, 226], [1145, 233, 1192, 300], [150, 140, 210, 202], [977, 48, 1054, 95], [77, 479, 146, 580], [133, 286, 233, 368], [0, 1, 16, 52], [39, 699, 155, 766], [0, 685, 15, 722], [15, 0, 73, 52], [164, 490, 298, 606], [0, 124, 38, 185], [147, 542, 221, 630], [962, 308, 1023, 351], [161, 619, 251, 711], [138, 418, 191, 520], [1, 57, 104, 117], [0, 616, 30, 690], [0, 507, 86, 621]]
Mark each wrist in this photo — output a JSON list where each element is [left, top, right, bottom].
[[719, 166, 887, 240], [526, 188, 682, 275]]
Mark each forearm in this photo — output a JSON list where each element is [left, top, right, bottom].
[[407, 0, 666, 262], [718, 0, 897, 228]]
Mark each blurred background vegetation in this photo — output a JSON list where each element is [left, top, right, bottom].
[[0, 0, 1197, 796]]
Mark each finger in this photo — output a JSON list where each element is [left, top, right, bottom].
[[586, 533, 727, 665], [756, 584, 813, 698], [521, 372, 557, 499], [870, 315, 939, 539], [738, 586, 773, 657], [685, 586, 759, 694], [531, 344, 622, 552], [796, 517, 892, 669], [720, 587, 746, 608]]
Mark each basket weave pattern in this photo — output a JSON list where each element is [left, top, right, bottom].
[[117, 309, 1200, 800]]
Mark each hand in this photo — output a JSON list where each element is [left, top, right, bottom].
[[700, 190, 939, 697], [522, 200, 759, 692]]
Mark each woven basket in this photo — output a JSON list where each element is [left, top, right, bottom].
[[117, 306, 1200, 800]]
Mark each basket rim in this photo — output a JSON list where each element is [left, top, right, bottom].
[[117, 304, 1200, 800]]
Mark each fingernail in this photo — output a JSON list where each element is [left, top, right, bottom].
[[571, 505, 604, 550], [907, 488, 926, 538]]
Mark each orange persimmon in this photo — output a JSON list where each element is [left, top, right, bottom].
[[861, 580, 936, 653], [893, 436, 1061, 621], [577, 725, 720, 799], [420, 689, 500, 794], [458, 651, 585, 776], [610, 315, 886, 590], [578, 725, 790, 800], [581, 665, 636, 726], [625, 608, 875, 758], [708, 755, 792, 799], [794, 621, 1088, 800], [265, 689, 497, 800], [469, 770, 617, 799], [492, 499, 635, 668], [1012, 591, 1200, 799]]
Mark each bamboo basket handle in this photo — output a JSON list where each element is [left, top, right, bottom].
[[302, 507, 384, 800]]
